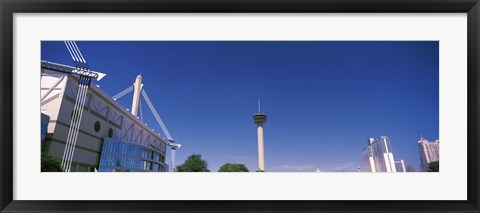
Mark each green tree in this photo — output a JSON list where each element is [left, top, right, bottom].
[[41, 152, 63, 172], [176, 154, 210, 172], [218, 163, 249, 172], [428, 161, 439, 172]]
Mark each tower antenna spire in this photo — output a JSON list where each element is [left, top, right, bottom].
[[258, 99, 261, 113]]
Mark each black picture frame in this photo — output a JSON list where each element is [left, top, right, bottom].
[[1, 0, 479, 212]]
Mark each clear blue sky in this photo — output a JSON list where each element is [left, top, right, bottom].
[[41, 41, 439, 172]]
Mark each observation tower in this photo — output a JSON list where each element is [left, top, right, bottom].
[[253, 100, 267, 172]]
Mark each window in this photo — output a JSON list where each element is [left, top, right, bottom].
[[108, 128, 113, 138], [94, 121, 101, 132]]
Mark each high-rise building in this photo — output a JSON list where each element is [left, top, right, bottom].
[[362, 138, 377, 172], [394, 159, 406, 172], [418, 137, 439, 172], [362, 136, 397, 172]]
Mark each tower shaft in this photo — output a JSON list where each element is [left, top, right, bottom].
[[257, 124, 265, 172]]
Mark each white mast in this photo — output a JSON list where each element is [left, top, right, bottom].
[[131, 75, 143, 116]]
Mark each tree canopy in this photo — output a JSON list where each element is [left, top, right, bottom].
[[428, 161, 439, 172], [218, 163, 249, 172], [41, 152, 63, 172], [176, 154, 210, 172]]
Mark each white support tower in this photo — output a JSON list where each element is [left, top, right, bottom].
[[44, 41, 106, 172], [112, 75, 182, 172], [131, 75, 143, 117]]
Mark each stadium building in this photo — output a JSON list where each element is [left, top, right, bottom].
[[41, 61, 168, 172]]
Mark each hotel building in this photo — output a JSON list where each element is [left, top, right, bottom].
[[418, 138, 440, 172], [362, 136, 397, 172]]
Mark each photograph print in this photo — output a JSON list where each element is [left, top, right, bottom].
[[40, 41, 439, 173]]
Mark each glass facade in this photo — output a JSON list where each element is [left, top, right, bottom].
[[98, 138, 166, 172], [41, 113, 50, 144]]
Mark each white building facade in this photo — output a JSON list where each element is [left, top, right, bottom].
[[362, 136, 397, 172], [418, 138, 440, 172]]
